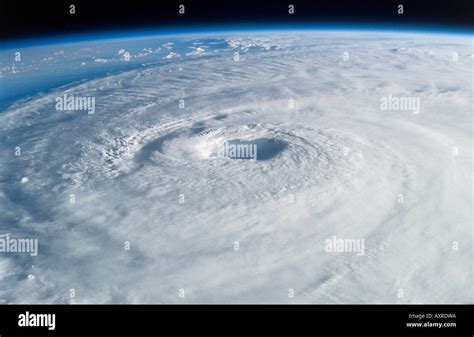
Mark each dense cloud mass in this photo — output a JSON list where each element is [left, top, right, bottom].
[[0, 31, 472, 303]]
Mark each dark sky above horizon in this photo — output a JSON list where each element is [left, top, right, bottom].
[[1, 0, 473, 41]]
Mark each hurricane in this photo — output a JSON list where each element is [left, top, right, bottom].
[[0, 30, 472, 304]]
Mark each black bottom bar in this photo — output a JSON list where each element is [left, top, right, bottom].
[[1, 304, 472, 337]]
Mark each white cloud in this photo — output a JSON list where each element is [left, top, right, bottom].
[[0, 31, 471, 304]]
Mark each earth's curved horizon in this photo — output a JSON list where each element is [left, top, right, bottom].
[[0, 28, 472, 304]]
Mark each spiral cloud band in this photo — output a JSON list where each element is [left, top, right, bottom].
[[0, 31, 472, 303]]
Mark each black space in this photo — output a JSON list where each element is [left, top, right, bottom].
[[0, 0, 473, 41]]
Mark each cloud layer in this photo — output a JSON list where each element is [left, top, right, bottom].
[[0, 31, 472, 303]]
